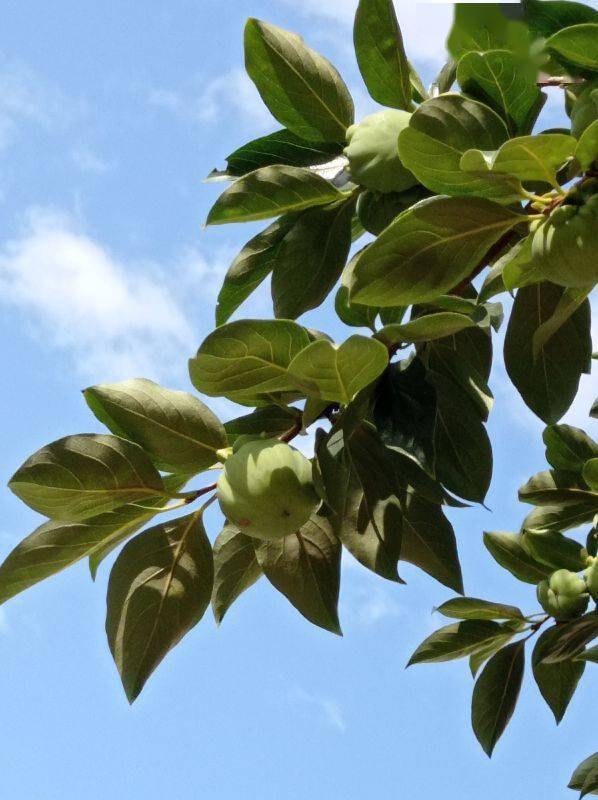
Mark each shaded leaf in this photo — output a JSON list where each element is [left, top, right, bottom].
[[224, 406, 301, 446], [522, 502, 598, 534], [244, 18, 354, 143], [212, 525, 262, 624], [532, 625, 585, 723], [376, 312, 477, 348], [9, 434, 164, 522], [471, 640, 525, 757], [569, 753, 598, 796], [408, 620, 503, 666], [484, 531, 551, 583], [523, 0, 598, 37], [522, 530, 588, 572], [225, 129, 341, 177], [334, 286, 377, 329], [436, 597, 524, 622], [106, 510, 214, 702], [519, 469, 594, 506], [539, 614, 598, 664]]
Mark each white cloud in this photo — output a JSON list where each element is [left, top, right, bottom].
[[287, 685, 346, 733], [72, 148, 112, 175], [149, 67, 274, 134], [0, 208, 200, 383]]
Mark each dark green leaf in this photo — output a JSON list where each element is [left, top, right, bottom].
[[577, 645, 598, 663], [334, 286, 377, 329], [504, 282, 592, 424], [254, 513, 342, 634], [519, 469, 594, 506], [539, 615, 598, 664], [224, 406, 301, 445], [189, 319, 311, 403], [397, 95, 514, 200], [484, 531, 552, 583], [522, 530, 588, 572], [522, 502, 598, 534], [569, 753, 598, 795], [470, 626, 520, 676], [457, 50, 541, 135], [212, 525, 262, 624], [376, 312, 477, 348], [472, 640, 525, 757], [353, 0, 412, 110], [436, 597, 524, 622], [408, 620, 503, 666], [206, 165, 347, 225], [225, 129, 341, 177], [583, 458, 598, 490], [356, 186, 430, 235], [9, 434, 164, 522], [106, 510, 214, 702], [348, 195, 523, 306], [84, 379, 226, 475], [244, 18, 354, 143], [532, 625, 586, 723], [523, 0, 598, 38], [272, 198, 354, 319]]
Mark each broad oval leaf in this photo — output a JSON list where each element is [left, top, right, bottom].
[[544, 424, 598, 472], [224, 129, 342, 177], [456, 50, 541, 135], [9, 434, 164, 522], [272, 198, 355, 319], [212, 525, 262, 624], [408, 620, 503, 666], [523, 0, 598, 37], [545, 23, 598, 75], [254, 514, 342, 634], [484, 531, 551, 583], [447, 4, 529, 59], [206, 165, 346, 226], [376, 312, 477, 348], [397, 94, 513, 200], [106, 510, 214, 702], [84, 379, 227, 475], [522, 503, 598, 535], [532, 625, 585, 723], [522, 530, 588, 572], [288, 335, 388, 404], [436, 597, 524, 622], [353, 0, 412, 110], [519, 469, 594, 507], [471, 640, 525, 757], [348, 195, 522, 307], [569, 752, 598, 795], [189, 319, 311, 402], [244, 18, 354, 143], [224, 406, 301, 446], [504, 282, 592, 424]]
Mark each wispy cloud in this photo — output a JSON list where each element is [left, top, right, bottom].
[[287, 685, 347, 733], [149, 67, 274, 134], [71, 148, 112, 175], [0, 208, 202, 383]]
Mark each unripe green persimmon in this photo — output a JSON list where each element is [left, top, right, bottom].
[[217, 440, 319, 541], [531, 194, 598, 287], [584, 558, 598, 600], [537, 569, 590, 620], [344, 110, 418, 193]]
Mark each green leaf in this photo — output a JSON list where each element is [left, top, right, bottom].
[[447, 4, 529, 59], [224, 406, 301, 445], [470, 627, 520, 677], [428, 370, 493, 503], [212, 525, 262, 624], [575, 119, 598, 170], [538, 615, 598, 664], [504, 283, 592, 424], [484, 531, 552, 583], [408, 620, 503, 666], [457, 50, 541, 135], [532, 625, 586, 723], [471, 640, 526, 757], [353, 0, 412, 111], [577, 645, 598, 663], [546, 23, 598, 75], [523, 0, 598, 38], [348, 196, 522, 307], [334, 286, 377, 329], [189, 319, 311, 403], [427, 342, 494, 421], [532, 287, 591, 360], [206, 166, 347, 226], [272, 198, 355, 319], [461, 134, 577, 188], [244, 18, 354, 143], [436, 597, 524, 622], [569, 753, 598, 796], [523, 502, 598, 534], [9, 434, 164, 522], [215, 215, 296, 326], [519, 469, 595, 506], [376, 312, 477, 348], [523, 530, 588, 572], [224, 129, 341, 177], [401, 494, 464, 592], [106, 510, 214, 702], [288, 335, 388, 404], [544, 424, 598, 472], [84, 379, 226, 475], [583, 458, 598, 490], [397, 95, 513, 200], [254, 513, 342, 634]]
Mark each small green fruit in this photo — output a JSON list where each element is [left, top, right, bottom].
[[584, 558, 598, 600], [531, 195, 598, 287], [217, 440, 319, 541], [344, 110, 418, 194], [537, 569, 590, 620]]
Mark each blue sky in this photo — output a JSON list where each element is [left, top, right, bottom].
[[0, 2, 596, 798]]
